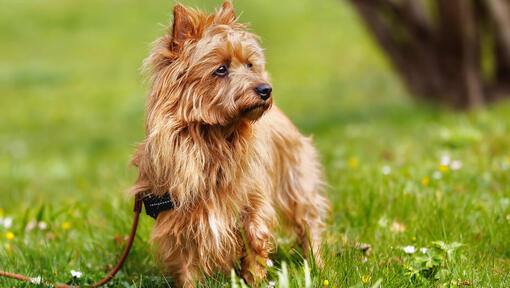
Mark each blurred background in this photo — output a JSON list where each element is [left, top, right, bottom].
[[1, 0, 509, 287]]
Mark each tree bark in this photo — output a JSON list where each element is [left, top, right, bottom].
[[348, 0, 510, 109]]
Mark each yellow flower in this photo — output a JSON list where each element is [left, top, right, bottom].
[[348, 158, 358, 168], [0, 208, 4, 217], [439, 164, 448, 172], [62, 221, 71, 230], [422, 176, 429, 186], [5, 231, 15, 240], [324, 279, 329, 286], [362, 275, 371, 283]]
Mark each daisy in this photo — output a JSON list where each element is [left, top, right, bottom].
[[440, 155, 451, 166], [2, 217, 13, 229], [70, 270, 82, 278], [402, 245, 416, 254], [451, 160, 462, 170], [30, 276, 42, 284], [382, 166, 391, 175]]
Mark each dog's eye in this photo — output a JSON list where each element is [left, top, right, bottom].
[[247, 62, 253, 68], [214, 65, 228, 77]]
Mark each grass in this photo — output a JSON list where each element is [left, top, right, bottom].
[[1, 0, 509, 287]]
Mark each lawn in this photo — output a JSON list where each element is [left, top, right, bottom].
[[1, 0, 509, 287]]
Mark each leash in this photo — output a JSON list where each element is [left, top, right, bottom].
[[0, 194, 144, 287]]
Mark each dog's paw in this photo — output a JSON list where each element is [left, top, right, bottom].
[[241, 255, 268, 286]]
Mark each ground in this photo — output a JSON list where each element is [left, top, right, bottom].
[[1, 0, 509, 287]]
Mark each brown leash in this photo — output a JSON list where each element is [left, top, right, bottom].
[[0, 194, 143, 287]]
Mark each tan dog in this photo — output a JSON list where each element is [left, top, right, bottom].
[[130, 1, 329, 286]]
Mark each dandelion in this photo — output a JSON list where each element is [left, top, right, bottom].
[[402, 245, 416, 254], [362, 275, 371, 283], [433, 171, 442, 179], [70, 270, 82, 278], [5, 231, 15, 240], [439, 164, 448, 173], [0, 208, 3, 217], [422, 176, 429, 186], [348, 157, 358, 168], [382, 166, 391, 175], [62, 221, 71, 230], [30, 276, 42, 284], [323, 279, 329, 286], [390, 221, 406, 233], [451, 160, 463, 170], [420, 248, 428, 254]]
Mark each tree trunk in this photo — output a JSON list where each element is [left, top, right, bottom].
[[348, 0, 510, 109]]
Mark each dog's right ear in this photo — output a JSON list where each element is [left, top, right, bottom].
[[170, 4, 195, 53]]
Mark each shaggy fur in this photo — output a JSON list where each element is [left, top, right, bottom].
[[130, 1, 330, 286]]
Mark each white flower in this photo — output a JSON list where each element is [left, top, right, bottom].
[[382, 166, 391, 175], [433, 171, 442, 179], [38, 221, 48, 230], [30, 276, 42, 284], [440, 155, 451, 166], [451, 160, 462, 170], [70, 270, 82, 278], [25, 220, 37, 232], [420, 248, 428, 254], [402, 245, 416, 254], [267, 281, 276, 287], [2, 217, 12, 229], [266, 259, 274, 268]]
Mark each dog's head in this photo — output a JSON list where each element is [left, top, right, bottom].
[[145, 0, 272, 127]]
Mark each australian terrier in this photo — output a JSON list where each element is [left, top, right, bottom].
[[130, 1, 329, 286]]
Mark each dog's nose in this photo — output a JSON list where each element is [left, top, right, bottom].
[[254, 84, 272, 100]]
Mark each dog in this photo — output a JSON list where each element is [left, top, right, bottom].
[[130, 1, 330, 286]]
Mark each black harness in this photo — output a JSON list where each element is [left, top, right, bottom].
[[141, 193, 175, 219]]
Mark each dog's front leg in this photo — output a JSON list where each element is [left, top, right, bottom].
[[240, 200, 274, 286]]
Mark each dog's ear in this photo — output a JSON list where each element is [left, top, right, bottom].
[[215, 0, 236, 24], [171, 4, 195, 53]]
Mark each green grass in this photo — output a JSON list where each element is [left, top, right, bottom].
[[1, 0, 510, 287]]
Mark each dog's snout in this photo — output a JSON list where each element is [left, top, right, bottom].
[[254, 84, 272, 100]]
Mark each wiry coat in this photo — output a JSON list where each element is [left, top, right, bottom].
[[130, 1, 329, 287]]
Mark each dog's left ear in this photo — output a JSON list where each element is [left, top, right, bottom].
[[216, 0, 236, 24]]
